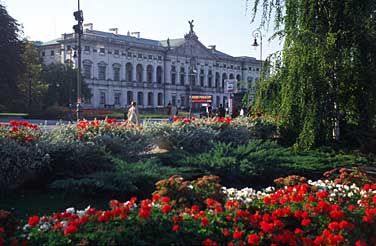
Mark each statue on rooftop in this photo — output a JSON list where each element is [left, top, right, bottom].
[[188, 20, 194, 33]]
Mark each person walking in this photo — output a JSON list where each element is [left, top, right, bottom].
[[127, 101, 139, 124]]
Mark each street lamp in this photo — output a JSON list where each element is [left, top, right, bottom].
[[189, 57, 197, 119], [251, 29, 263, 68]]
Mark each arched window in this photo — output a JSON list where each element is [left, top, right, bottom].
[[171, 66, 176, 85], [222, 73, 227, 88], [180, 67, 185, 85], [147, 65, 153, 83], [112, 63, 121, 81], [127, 91, 133, 105], [137, 92, 144, 105], [98, 61, 107, 80], [136, 64, 143, 83], [125, 63, 133, 82], [157, 93, 163, 106], [148, 92, 153, 106], [83, 60, 92, 79], [236, 74, 241, 81], [215, 72, 220, 88], [229, 74, 235, 79], [208, 70, 213, 88], [157, 66, 163, 84]]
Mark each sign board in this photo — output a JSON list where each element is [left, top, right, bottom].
[[191, 95, 212, 103], [225, 79, 236, 93]]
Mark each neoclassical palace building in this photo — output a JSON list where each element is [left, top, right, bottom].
[[39, 22, 261, 109]]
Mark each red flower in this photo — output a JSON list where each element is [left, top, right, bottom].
[[161, 205, 172, 214], [301, 218, 311, 227], [172, 224, 179, 232], [233, 230, 243, 240], [161, 196, 170, 203], [223, 229, 229, 237], [328, 222, 340, 231], [201, 217, 209, 226], [0, 227, 3, 234], [294, 228, 303, 235], [247, 234, 260, 245], [64, 225, 78, 235], [152, 194, 160, 202], [28, 215, 39, 227], [356, 240, 367, 246]]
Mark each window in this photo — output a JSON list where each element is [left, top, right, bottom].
[[157, 93, 163, 106], [50, 50, 54, 56], [113, 67, 120, 81], [180, 67, 185, 85], [200, 69, 204, 87], [156, 66, 163, 84], [249, 67, 252, 71], [216, 96, 220, 107], [114, 93, 121, 105], [84, 46, 90, 52], [100, 48, 105, 54], [147, 65, 153, 83], [138, 53, 142, 58], [83, 64, 91, 78], [158, 56, 162, 61], [127, 52, 132, 57], [100, 92, 106, 105], [127, 91, 133, 105], [256, 68, 260, 71], [148, 55, 153, 59], [126, 63, 133, 82], [171, 73, 176, 85], [180, 96, 185, 106], [172, 96, 176, 106], [42, 51, 45, 57], [137, 92, 144, 105], [223, 64, 226, 68], [98, 65, 106, 80], [148, 92, 153, 106], [114, 50, 119, 55], [171, 66, 176, 85]]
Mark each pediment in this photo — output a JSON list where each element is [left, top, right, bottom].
[[168, 38, 215, 60]]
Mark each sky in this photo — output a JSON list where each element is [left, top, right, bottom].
[[2, 0, 282, 60]]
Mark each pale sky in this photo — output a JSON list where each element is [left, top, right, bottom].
[[2, 0, 282, 59]]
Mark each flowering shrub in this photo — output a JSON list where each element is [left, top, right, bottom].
[[0, 120, 40, 143], [20, 173, 376, 246]]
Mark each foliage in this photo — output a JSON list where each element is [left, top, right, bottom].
[[0, 3, 24, 111], [41, 63, 92, 107], [249, 0, 376, 150], [18, 173, 376, 246], [181, 140, 370, 187], [153, 175, 225, 209], [16, 42, 48, 112]]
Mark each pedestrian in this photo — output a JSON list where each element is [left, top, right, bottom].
[[170, 104, 178, 121], [239, 108, 244, 117], [127, 101, 139, 124], [218, 104, 225, 118]]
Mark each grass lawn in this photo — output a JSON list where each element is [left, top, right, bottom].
[[0, 113, 28, 117]]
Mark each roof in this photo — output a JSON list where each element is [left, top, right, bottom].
[[41, 38, 61, 46], [85, 30, 163, 47], [212, 49, 233, 59], [160, 38, 185, 48]]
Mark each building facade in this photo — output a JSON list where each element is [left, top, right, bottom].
[[39, 24, 261, 109]]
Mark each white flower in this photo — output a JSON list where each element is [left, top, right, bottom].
[[66, 207, 75, 214]]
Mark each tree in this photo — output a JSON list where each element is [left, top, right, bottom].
[[41, 63, 92, 107], [0, 3, 24, 110], [16, 42, 48, 112], [249, 0, 376, 150]]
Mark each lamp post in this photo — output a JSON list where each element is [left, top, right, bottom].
[[28, 75, 32, 114], [251, 29, 263, 68], [189, 57, 197, 119], [73, 0, 83, 121]]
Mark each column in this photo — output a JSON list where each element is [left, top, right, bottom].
[[204, 66, 209, 87], [153, 65, 157, 83], [143, 64, 147, 83], [185, 64, 189, 86], [132, 62, 137, 82]]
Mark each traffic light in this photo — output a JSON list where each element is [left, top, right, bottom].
[[73, 10, 84, 34], [74, 10, 83, 22]]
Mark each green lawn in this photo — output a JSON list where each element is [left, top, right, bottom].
[[0, 113, 28, 117]]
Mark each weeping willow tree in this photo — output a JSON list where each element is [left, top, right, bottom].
[[250, 0, 376, 150]]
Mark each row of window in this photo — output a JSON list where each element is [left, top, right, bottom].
[[99, 91, 227, 108], [100, 91, 164, 106]]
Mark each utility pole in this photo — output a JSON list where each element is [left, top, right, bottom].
[[73, 0, 83, 121]]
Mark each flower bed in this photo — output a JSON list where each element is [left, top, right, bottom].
[[2, 172, 375, 246]]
